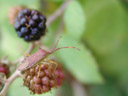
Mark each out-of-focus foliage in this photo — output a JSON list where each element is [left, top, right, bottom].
[[0, 0, 128, 96], [81, 0, 128, 95], [83, 0, 128, 83], [57, 34, 103, 84], [56, 1, 103, 84], [64, 1, 85, 41]]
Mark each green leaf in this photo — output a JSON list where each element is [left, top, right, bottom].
[[89, 79, 122, 96], [82, 0, 128, 83], [0, 19, 28, 60], [56, 34, 103, 84], [47, 0, 64, 2], [64, 1, 86, 41], [8, 78, 56, 96]]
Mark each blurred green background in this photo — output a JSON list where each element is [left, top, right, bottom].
[[0, 0, 128, 96]]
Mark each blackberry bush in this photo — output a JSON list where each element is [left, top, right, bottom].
[[0, 1, 81, 95], [14, 9, 46, 42]]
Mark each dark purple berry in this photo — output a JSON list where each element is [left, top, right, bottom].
[[38, 22, 44, 29], [31, 28, 38, 35], [20, 18, 27, 25], [29, 19, 36, 27], [40, 15, 46, 23], [20, 27, 29, 34], [24, 35, 29, 41], [14, 9, 46, 42], [17, 31, 23, 37], [31, 10, 38, 15], [14, 21, 20, 30], [32, 15, 39, 20], [23, 9, 31, 15], [40, 15, 45, 20], [17, 12, 24, 19]]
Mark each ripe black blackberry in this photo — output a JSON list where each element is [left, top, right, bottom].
[[14, 9, 46, 42]]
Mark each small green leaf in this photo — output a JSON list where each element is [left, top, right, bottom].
[[64, 1, 86, 41], [56, 34, 103, 84]]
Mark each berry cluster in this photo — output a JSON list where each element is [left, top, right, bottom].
[[14, 9, 46, 42], [23, 64, 57, 94]]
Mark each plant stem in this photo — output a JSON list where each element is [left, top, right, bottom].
[[0, 70, 21, 96], [72, 80, 88, 96], [26, 42, 35, 54], [12, 42, 35, 65], [46, 0, 71, 26]]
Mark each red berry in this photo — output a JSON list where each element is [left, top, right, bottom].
[[34, 84, 42, 94], [39, 71, 45, 78], [33, 76, 41, 84], [41, 64, 48, 70], [23, 60, 65, 94], [41, 76, 49, 85], [23, 63, 57, 94], [0, 67, 6, 73], [50, 80, 56, 87], [0, 63, 10, 77], [42, 86, 49, 92], [0, 63, 10, 88]]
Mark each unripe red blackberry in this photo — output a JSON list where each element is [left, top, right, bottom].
[[8, 6, 24, 25], [14, 9, 46, 42], [0, 63, 10, 88], [0, 63, 10, 78], [23, 64, 57, 94]]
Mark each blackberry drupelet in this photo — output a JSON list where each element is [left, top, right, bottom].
[[14, 9, 46, 42]]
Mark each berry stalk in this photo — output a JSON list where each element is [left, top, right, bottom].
[[0, 70, 21, 96]]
